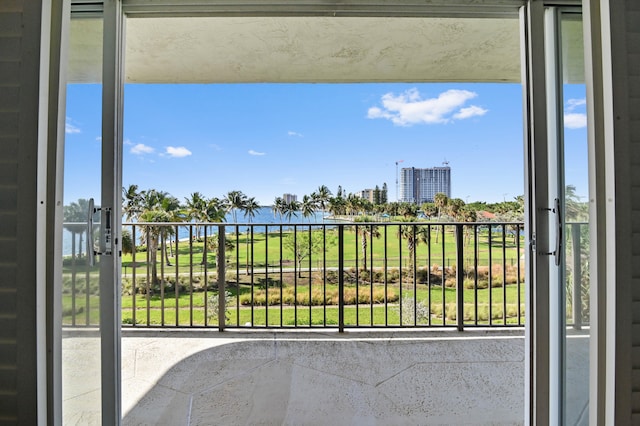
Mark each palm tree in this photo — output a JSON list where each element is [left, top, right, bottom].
[[328, 196, 346, 217], [272, 197, 285, 221], [434, 192, 449, 242], [311, 185, 332, 221], [434, 192, 449, 220], [139, 208, 172, 286], [185, 192, 206, 239], [283, 200, 300, 223], [122, 184, 144, 221], [242, 197, 261, 274], [300, 195, 317, 222], [396, 220, 429, 278], [200, 197, 226, 265], [157, 194, 182, 264], [354, 216, 381, 272], [64, 198, 94, 259], [226, 190, 247, 223], [134, 189, 182, 283]]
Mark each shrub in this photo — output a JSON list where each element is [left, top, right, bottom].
[[397, 297, 430, 325], [207, 291, 233, 322]]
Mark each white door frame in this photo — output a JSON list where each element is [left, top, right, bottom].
[[100, 0, 124, 424], [47, 0, 613, 424]]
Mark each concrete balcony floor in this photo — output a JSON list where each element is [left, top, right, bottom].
[[62, 328, 589, 425]]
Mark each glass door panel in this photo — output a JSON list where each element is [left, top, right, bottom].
[[62, 16, 104, 423], [559, 12, 589, 426], [543, 7, 590, 425]]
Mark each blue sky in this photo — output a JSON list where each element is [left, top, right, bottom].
[[64, 82, 588, 206]]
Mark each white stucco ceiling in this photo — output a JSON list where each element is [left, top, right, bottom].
[[68, 16, 522, 84], [67, 13, 586, 84]]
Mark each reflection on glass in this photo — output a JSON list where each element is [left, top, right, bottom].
[[62, 17, 103, 424], [561, 12, 590, 426]]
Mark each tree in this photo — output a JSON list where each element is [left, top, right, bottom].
[[396, 220, 429, 276], [433, 192, 449, 243], [64, 198, 95, 259], [122, 184, 143, 221], [381, 182, 388, 204], [200, 197, 227, 265], [242, 197, 261, 273], [284, 228, 337, 277], [185, 192, 207, 239], [282, 200, 300, 223], [311, 185, 332, 221], [272, 197, 285, 221], [421, 202, 438, 219], [373, 185, 381, 205], [434, 192, 449, 220], [139, 208, 171, 285], [353, 216, 381, 272], [225, 190, 247, 223], [135, 189, 181, 282], [300, 194, 317, 222]]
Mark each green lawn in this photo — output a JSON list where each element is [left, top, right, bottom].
[[119, 226, 524, 275], [63, 282, 525, 327]]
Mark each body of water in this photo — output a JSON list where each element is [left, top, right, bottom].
[[63, 207, 336, 256]]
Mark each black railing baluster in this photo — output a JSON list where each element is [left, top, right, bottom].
[[279, 224, 283, 327], [218, 225, 226, 332], [188, 226, 193, 327], [502, 224, 507, 325], [132, 225, 137, 327], [203, 226, 208, 326], [383, 225, 388, 327], [308, 225, 312, 327], [370, 224, 374, 326], [265, 225, 269, 328], [338, 225, 344, 333], [427, 224, 432, 327], [441, 225, 446, 326], [488, 226, 493, 326], [517, 224, 522, 326], [474, 225, 478, 326], [175, 225, 179, 326], [456, 224, 464, 331]]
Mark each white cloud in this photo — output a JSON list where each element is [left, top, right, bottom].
[[367, 88, 486, 126], [248, 149, 266, 156], [95, 136, 102, 142], [130, 143, 155, 155], [566, 98, 586, 112], [564, 113, 587, 129], [65, 122, 81, 134], [453, 105, 488, 120], [288, 131, 303, 137], [165, 146, 192, 158]]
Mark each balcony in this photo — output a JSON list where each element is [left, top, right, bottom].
[[61, 221, 589, 424]]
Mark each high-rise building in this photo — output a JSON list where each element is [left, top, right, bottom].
[[282, 193, 297, 203], [399, 167, 451, 203]]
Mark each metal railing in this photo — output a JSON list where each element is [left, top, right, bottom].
[[60, 221, 589, 330]]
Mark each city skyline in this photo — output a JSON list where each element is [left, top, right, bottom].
[[63, 82, 588, 206]]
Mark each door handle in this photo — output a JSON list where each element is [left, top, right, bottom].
[[87, 198, 96, 266], [539, 197, 562, 266], [553, 197, 562, 266]]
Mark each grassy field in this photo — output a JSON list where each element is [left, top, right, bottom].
[[63, 281, 525, 327], [119, 225, 524, 274], [62, 225, 525, 328]]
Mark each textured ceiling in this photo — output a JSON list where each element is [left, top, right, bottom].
[[68, 16, 522, 83]]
